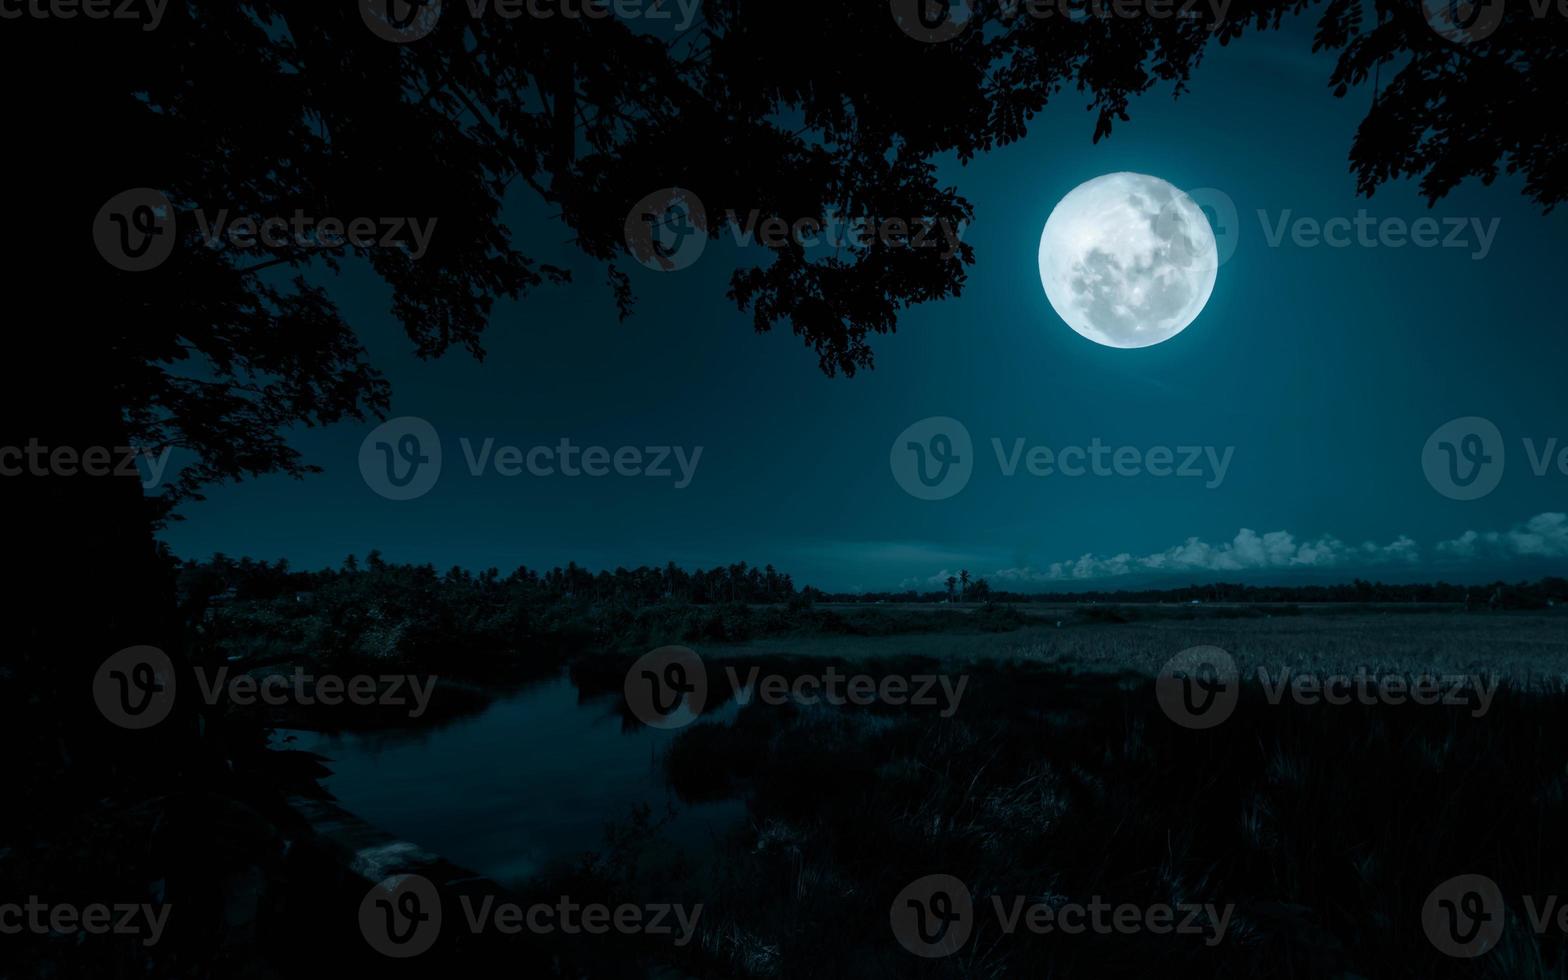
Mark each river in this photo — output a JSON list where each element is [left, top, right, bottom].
[[275, 672, 744, 887]]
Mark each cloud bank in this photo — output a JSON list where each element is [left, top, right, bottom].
[[1438, 512, 1568, 559], [905, 514, 1568, 588], [986, 528, 1420, 585]]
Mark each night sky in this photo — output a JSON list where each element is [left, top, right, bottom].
[[159, 15, 1568, 591]]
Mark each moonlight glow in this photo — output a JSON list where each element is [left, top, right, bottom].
[[1038, 172, 1218, 348]]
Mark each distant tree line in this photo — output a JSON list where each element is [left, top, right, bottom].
[[184, 556, 1568, 612], [183, 553, 800, 607]]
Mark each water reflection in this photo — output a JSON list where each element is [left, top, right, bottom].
[[276, 671, 743, 887]]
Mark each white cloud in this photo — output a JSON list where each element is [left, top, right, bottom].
[[986, 528, 1421, 584], [891, 514, 1564, 590], [903, 569, 976, 589], [1438, 512, 1568, 559]]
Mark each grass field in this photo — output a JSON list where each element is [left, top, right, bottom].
[[595, 607, 1568, 977], [172, 597, 1568, 976], [707, 608, 1568, 685]]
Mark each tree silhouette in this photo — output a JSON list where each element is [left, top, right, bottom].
[[8, 0, 1565, 784], [10, 1, 1562, 530], [1320, 1, 1568, 211], [970, 576, 992, 602]]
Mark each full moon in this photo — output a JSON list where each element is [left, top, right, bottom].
[[1038, 172, 1218, 349]]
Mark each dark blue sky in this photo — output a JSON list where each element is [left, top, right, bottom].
[[160, 16, 1568, 591]]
